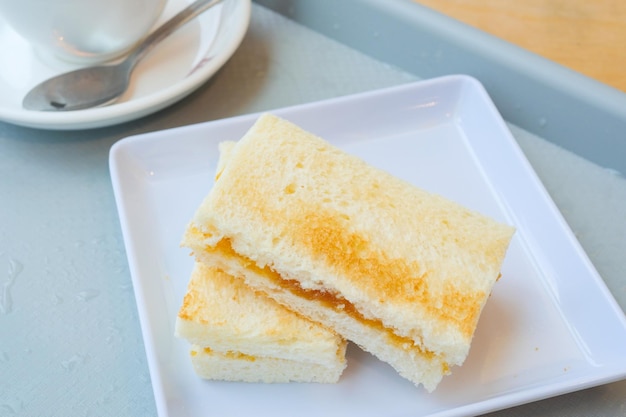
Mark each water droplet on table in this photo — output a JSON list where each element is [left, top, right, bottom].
[[1, 258, 24, 315], [61, 354, 86, 371], [52, 293, 64, 305], [0, 403, 16, 414], [76, 289, 100, 302]]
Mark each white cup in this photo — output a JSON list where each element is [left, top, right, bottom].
[[0, 0, 166, 64]]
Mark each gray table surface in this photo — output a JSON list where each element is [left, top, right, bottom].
[[1, 4, 625, 416]]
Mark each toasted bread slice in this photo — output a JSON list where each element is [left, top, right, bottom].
[[183, 113, 514, 391], [176, 262, 347, 383]]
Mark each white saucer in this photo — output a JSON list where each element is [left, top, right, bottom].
[[0, 0, 250, 130]]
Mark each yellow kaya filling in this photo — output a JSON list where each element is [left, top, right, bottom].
[[193, 347, 257, 362], [202, 235, 452, 372]]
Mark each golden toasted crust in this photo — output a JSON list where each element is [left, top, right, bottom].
[[185, 113, 515, 389], [290, 210, 488, 340]]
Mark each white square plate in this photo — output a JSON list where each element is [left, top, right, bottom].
[[109, 75, 626, 417]]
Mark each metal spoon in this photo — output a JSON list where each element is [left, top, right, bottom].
[[23, 0, 223, 111]]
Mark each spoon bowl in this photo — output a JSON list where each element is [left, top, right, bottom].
[[23, 0, 222, 112], [23, 62, 133, 111]]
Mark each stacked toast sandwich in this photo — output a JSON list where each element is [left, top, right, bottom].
[[178, 113, 514, 391], [175, 261, 347, 383]]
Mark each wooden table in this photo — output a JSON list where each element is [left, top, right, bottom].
[[414, 0, 626, 92]]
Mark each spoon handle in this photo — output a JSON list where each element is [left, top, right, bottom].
[[125, 0, 224, 67]]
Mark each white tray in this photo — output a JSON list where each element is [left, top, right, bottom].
[[109, 75, 626, 417]]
